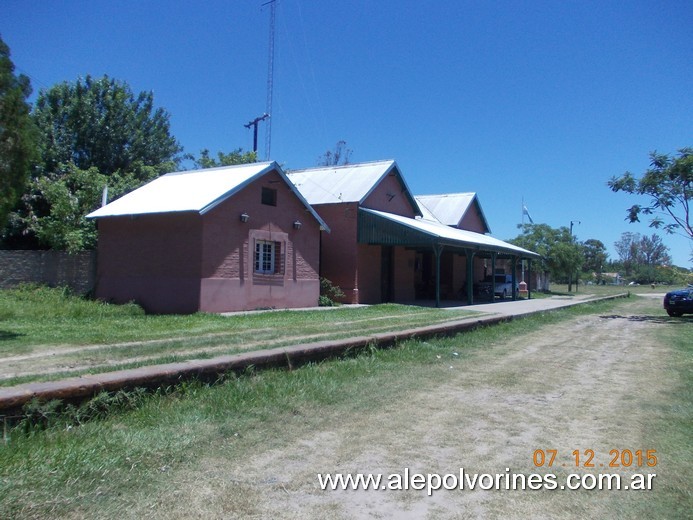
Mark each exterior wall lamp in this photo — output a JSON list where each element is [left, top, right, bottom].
[[240, 212, 250, 223], [293, 220, 302, 230]]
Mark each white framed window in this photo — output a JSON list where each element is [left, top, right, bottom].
[[255, 240, 276, 274]]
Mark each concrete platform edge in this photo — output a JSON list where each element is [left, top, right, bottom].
[[0, 294, 628, 415]]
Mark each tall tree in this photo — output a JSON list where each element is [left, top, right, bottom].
[[608, 148, 692, 241], [582, 239, 608, 280], [0, 36, 37, 229], [31, 163, 107, 252], [614, 232, 640, 276], [32, 75, 182, 177], [194, 148, 256, 169], [637, 234, 671, 283], [317, 140, 352, 166], [613, 232, 672, 282], [510, 223, 583, 290], [638, 234, 670, 267], [3, 75, 182, 252]]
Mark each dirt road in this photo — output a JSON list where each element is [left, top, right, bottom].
[[137, 295, 688, 519]]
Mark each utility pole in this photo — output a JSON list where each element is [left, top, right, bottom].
[[569, 220, 581, 292], [244, 113, 269, 154]]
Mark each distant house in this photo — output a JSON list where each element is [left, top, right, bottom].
[[602, 272, 622, 285], [87, 162, 328, 313], [288, 160, 539, 306]]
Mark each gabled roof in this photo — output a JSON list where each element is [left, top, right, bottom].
[[416, 198, 442, 223], [87, 162, 329, 231], [287, 160, 422, 216], [415, 193, 491, 233]]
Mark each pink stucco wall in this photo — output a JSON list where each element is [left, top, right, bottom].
[[199, 170, 321, 312], [314, 171, 420, 304], [95, 213, 203, 314], [392, 247, 416, 301], [362, 171, 418, 218], [95, 169, 321, 314], [314, 203, 359, 303], [451, 253, 466, 296], [355, 243, 381, 303], [350, 245, 415, 304], [458, 201, 489, 234]]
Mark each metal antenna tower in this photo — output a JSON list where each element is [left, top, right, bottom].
[[263, 0, 277, 160]]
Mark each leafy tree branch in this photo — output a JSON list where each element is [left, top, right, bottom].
[[608, 147, 692, 241]]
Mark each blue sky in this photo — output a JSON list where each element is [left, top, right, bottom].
[[4, 0, 692, 267]]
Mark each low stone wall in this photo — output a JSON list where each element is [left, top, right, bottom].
[[0, 250, 97, 295]]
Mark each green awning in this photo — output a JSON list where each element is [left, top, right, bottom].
[[357, 208, 540, 259]]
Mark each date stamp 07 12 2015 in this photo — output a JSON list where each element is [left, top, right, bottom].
[[533, 449, 658, 469]]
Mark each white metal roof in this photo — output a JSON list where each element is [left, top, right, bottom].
[[361, 208, 540, 258], [86, 162, 329, 231], [416, 193, 491, 232], [416, 198, 441, 222], [287, 160, 420, 213]]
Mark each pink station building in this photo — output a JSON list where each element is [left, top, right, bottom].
[[88, 160, 539, 313]]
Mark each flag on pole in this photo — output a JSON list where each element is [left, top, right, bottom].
[[522, 204, 534, 224]]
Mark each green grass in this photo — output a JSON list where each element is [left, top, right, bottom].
[[0, 285, 477, 348], [546, 282, 677, 297], [641, 305, 693, 516], [1, 297, 657, 519], [0, 285, 481, 387]]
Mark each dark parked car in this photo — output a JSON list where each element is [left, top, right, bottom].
[[663, 286, 693, 317]]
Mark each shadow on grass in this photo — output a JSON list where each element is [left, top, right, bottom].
[[600, 314, 693, 325], [0, 331, 24, 341]]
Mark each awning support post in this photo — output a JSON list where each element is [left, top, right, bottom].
[[434, 243, 444, 308], [511, 256, 518, 300], [490, 253, 497, 302], [465, 249, 475, 305]]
